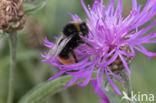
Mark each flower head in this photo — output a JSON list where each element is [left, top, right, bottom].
[[0, 0, 26, 33], [42, 0, 156, 96]]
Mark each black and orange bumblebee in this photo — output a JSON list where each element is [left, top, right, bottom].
[[47, 22, 89, 65]]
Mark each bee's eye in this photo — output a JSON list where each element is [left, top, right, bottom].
[[63, 24, 77, 36], [80, 22, 89, 36], [80, 23, 87, 30]]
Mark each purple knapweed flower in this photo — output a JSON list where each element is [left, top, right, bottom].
[[42, 0, 156, 97]]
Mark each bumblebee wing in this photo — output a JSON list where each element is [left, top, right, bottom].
[[47, 34, 74, 60], [47, 34, 64, 56]]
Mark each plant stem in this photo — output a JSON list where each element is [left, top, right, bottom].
[[7, 31, 17, 103], [120, 69, 132, 103]]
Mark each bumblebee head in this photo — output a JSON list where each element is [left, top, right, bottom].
[[80, 22, 89, 37], [62, 22, 89, 37], [63, 23, 78, 36]]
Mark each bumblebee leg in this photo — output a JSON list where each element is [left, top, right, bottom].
[[85, 42, 93, 48], [71, 51, 78, 63], [78, 39, 93, 48], [81, 40, 93, 48]]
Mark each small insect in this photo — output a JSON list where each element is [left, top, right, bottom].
[[47, 22, 89, 65]]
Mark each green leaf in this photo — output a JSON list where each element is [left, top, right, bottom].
[[18, 71, 121, 103], [18, 72, 97, 103], [18, 75, 73, 103], [23, 0, 47, 15]]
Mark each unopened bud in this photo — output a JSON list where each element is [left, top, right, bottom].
[[0, 0, 26, 33]]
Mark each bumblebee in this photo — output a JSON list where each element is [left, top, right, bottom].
[[47, 22, 89, 65]]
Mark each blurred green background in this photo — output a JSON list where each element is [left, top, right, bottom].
[[0, 0, 155, 103]]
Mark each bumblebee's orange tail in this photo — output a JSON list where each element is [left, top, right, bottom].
[[58, 53, 76, 65]]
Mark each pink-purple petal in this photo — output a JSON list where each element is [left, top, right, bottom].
[[91, 79, 110, 103], [119, 54, 131, 74], [48, 71, 65, 81], [107, 67, 124, 83], [105, 69, 121, 95]]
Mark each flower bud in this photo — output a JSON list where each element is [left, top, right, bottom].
[[0, 0, 26, 33]]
